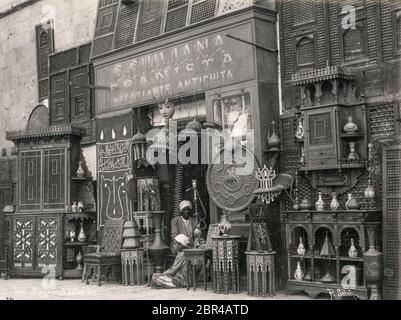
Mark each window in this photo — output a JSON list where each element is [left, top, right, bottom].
[[36, 21, 54, 101], [341, 19, 366, 62], [296, 35, 315, 70], [394, 10, 401, 54], [292, 0, 315, 26]]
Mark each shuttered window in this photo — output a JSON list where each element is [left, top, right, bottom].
[[36, 21, 54, 101], [296, 36, 315, 69], [137, 0, 165, 42], [341, 20, 366, 62], [114, 1, 140, 49]]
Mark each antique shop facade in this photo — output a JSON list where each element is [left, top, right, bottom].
[[91, 2, 280, 287]]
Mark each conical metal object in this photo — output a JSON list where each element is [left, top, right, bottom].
[[320, 231, 335, 256]]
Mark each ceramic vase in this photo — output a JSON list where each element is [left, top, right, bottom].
[[77, 201, 84, 213], [218, 214, 232, 236], [297, 237, 306, 256], [363, 225, 383, 300], [76, 160, 85, 178], [75, 250, 83, 271], [343, 114, 358, 133], [347, 142, 359, 161], [330, 192, 340, 211], [345, 193, 360, 210], [300, 197, 312, 210], [364, 180, 375, 204], [292, 196, 300, 211], [69, 230, 76, 242], [71, 202, 78, 213], [267, 121, 281, 151], [315, 192, 325, 211], [78, 222, 86, 242], [348, 238, 358, 259], [294, 261, 304, 280]]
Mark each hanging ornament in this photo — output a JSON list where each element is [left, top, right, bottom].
[[100, 130, 104, 141], [112, 128, 116, 139], [123, 125, 127, 136]]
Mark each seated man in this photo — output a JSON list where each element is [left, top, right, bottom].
[[171, 200, 196, 248], [151, 234, 190, 289]]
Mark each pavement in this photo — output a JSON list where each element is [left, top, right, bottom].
[[0, 278, 323, 300]]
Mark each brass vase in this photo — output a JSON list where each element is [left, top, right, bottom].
[[363, 224, 383, 300], [148, 211, 170, 273]]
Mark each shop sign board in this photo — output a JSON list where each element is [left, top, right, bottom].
[[96, 23, 255, 114]]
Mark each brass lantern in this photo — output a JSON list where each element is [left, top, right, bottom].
[[132, 129, 147, 161]]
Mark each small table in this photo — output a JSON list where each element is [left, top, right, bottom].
[[211, 235, 240, 294], [245, 251, 276, 297], [120, 248, 145, 286], [183, 248, 212, 291]]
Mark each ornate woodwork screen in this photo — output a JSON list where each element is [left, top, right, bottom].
[[308, 112, 332, 145], [13, 217, 35, 268], [43, 149, 66, 210], [12, 215, 61, 271], [20, 151, 41, 211], [383, 143, 401, 299], [35, 21, 54, 101], [19, 149, 66, 212]]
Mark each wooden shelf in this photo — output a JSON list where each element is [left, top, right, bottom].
[[65, 212, 96, 219], [283, 209, 381, 214], [290, 255, 312, 259], [339, 133, 364, 139], [64, 241, 97, 247], [339, 256, 363, 262], [71, 176, 91, 181]]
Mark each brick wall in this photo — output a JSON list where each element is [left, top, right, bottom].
[[0, 0, 98, 151]]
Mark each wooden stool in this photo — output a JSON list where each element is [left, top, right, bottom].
[[184, 248, 212, 291], [120, 248, 145, 286], [212, 235, 240, 294], [245, 251, 276, 297]]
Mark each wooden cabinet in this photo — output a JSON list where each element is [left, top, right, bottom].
[[301, 105, 368, 171], [5, 123, 96, 279], [283, 209, 381, 299]]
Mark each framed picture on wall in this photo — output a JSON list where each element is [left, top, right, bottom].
[[213, 92, 252, 142]]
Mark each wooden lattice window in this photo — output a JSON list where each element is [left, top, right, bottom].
[[341, 20, 366, 62], [296, 35, 315, 70], [35, 21, 54, 101], [165, 0, 190, 32], [394, 10, 401, 54], [292, 0, 315, 26], [137, 0, 165, 42]]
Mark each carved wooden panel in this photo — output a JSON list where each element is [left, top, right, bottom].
[[19, 151, 41, 211], [37, 217, 59, 267], [13, 218, 35, 268], [43, 149, 66, 210], [102, 220, 125, 252]]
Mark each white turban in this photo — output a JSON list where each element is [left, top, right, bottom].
[[175, 234, 190, 247], [179, 200, 192, 212]]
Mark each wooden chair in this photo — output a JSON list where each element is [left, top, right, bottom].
[[83, 220, 125, 286]]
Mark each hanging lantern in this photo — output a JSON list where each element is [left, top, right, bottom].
[[132, 130, 147, 161]]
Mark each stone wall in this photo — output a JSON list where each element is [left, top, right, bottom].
[[0, 0, 98, 153]]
